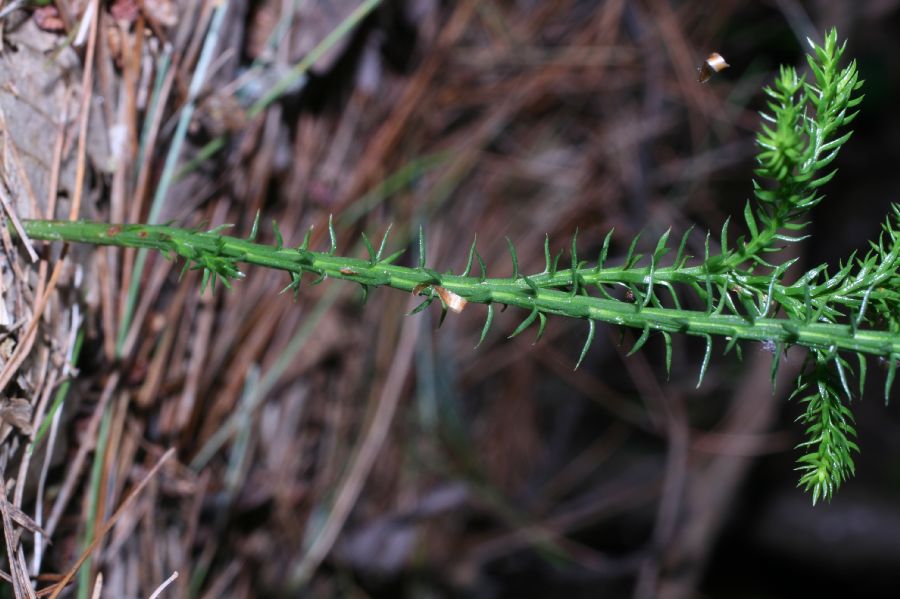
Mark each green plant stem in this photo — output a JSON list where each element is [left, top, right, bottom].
[[17, 219, 900, 361], [6, 29, 879, 505], [77, 402, 111, 599]]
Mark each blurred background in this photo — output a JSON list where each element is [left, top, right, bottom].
[[6, 0, 900, 597]]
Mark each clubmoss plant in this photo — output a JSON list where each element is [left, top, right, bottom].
[[11, 30, 895, 504]]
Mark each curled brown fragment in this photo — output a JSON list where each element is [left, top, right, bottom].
[[434, 286, 467, 313], [0, 397, 32, 434], [412, 284, 468, 313], [698, 52, 729, 83]]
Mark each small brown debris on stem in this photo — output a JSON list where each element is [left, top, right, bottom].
[[412, 284, 468, 314]]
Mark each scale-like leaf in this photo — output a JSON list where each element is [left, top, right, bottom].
[[476, 304, 494, 349], [575, 319, 596, 370]]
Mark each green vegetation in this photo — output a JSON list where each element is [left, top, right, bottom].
[[13, 30, 892, 504]]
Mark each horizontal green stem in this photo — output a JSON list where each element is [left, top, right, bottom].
[[17, 219, 900, 359]]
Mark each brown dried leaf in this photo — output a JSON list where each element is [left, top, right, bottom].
[[0, 397, 32, 434], [412, 285, 467, 314], [434, 286, 467, 313]]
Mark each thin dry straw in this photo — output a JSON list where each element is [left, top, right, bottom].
[[148, 572, 179, 599], [0, 184, 37, 263], [190, 284, 340, 469], [175, 0, 384, 180], [45, 448, 175, 599], [117, 0, 231, 355], [248, 0, 383, 116]]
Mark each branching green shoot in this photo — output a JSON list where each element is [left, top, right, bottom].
[[10, 30, 894, 504]]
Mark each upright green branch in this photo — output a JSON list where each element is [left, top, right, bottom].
[[719, 30, 863, 270], [9, 30, 896, 504]]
